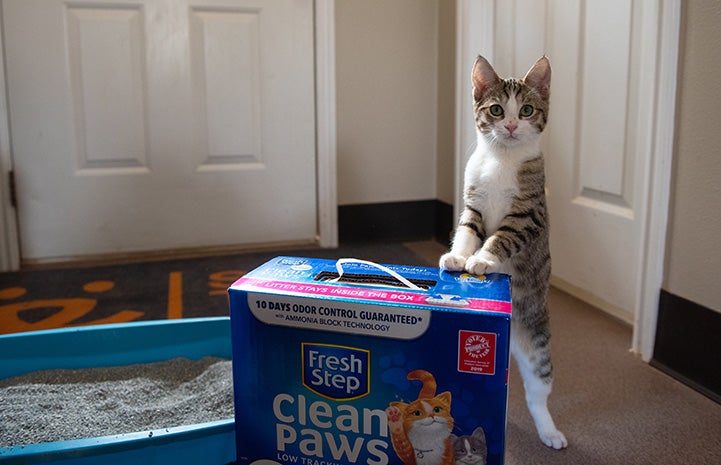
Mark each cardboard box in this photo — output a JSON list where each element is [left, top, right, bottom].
[[229, 257, 512, 465]]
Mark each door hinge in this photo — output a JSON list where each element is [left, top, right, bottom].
[[8, 170, 17, 208]]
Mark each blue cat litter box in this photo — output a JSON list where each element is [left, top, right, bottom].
[[0, 318, 236, 465]]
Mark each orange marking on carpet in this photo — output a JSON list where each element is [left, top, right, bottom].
[[168, 272, 183, 319], [82, 280, 115, 293]]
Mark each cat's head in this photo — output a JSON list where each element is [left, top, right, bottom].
[[471, 55, 551, 148], [390, 391, 454, 437], [451, 426, 488, 465]]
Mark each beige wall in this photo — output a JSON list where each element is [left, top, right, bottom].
[[336, 0, 452, 206], [435, 0, 456, 205], [664, 0, 721, 313]]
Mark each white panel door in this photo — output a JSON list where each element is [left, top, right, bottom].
[[544, 0, 665, 325], [3, 0, 316, 261], [456, 0, 677, 329]]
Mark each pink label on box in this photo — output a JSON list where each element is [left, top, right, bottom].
[[233, 277, 512, 314]]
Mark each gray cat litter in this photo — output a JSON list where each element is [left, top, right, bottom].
[[0, 357, 234, 447]]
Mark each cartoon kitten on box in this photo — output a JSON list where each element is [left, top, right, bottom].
[[385, 370, 487, 465]]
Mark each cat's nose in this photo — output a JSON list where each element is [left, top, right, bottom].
[[505, 123, 518, 134]]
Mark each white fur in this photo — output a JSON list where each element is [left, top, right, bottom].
[[465, 134, 539, 232]]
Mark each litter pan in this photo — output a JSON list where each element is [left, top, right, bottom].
[[0, 317, 236, 465]]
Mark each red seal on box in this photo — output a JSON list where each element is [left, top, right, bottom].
[[458, 330, 496, 375]]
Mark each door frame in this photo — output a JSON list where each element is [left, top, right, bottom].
[[454, 0, 681, 361], [0, 0, 338, 271]]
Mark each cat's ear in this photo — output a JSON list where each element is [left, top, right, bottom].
[[472, 55, 500, 101], [523, 55, 551, 99], [472, 427, 487, 443], [436, 391, 452, 405]]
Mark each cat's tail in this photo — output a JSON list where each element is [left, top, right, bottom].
[[407, 369, 437, 399]]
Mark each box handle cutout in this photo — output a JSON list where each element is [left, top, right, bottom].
[[314, 258, 432, 290]]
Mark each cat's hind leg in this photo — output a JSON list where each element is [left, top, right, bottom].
[[510, 319, 568, 450]]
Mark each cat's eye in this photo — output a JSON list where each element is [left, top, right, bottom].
[[519, 104, 534, 117], [413, 410, 423, 416], [433, 407, 443, 413], [489, 104, 504, 117]]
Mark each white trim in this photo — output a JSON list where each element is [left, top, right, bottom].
[[0, 11, 21, 272], [632, 0, 681, 362], [454, 0, 495, 221], [315, 0, 338, 248]]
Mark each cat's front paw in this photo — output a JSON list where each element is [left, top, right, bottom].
[[465, 252, 500, 276], [539, 428, 568, 450], [385, 405, 404, 432], [439, 253, 467, 271]]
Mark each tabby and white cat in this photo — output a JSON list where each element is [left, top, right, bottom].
[[439, 55, 567, 449], [386, 370, 454, 465]]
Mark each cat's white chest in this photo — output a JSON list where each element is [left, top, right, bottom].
[[464, 149, 520, 234], [410, 439, 447, 465]]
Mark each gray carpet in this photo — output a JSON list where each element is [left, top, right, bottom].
[[408, 241, 721, 465], [506, 287, 721, 464]]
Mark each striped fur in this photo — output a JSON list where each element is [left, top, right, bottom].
[[439, 55, 567, 450]]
